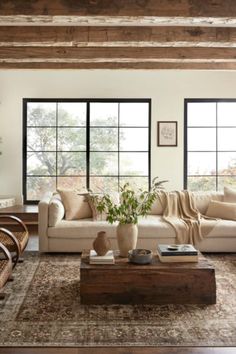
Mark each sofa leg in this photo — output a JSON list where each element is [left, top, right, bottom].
[[18, 257, 24, 263]]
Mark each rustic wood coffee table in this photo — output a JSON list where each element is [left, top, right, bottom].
[[80, 250, 216, 305]]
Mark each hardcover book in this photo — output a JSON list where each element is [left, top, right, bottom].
[[89, 250, 115, 264], [156, 250, 198, 263], [157, 244, 198, 256]]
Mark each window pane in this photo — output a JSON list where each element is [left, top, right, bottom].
[[120, 177, 148, 190], [90, 103, 118, 126], [218, 102, 236, 126], [27, 152, 56, 175], [58, 103, 86, 126], [90, 177, 118, 193], [120, 152, 148, 176], [218, 128, 236, 151], [90, 128, 118, 151], [27, 102, 56, 126], [218, 152, 236, 175], [27, 177, 56, 200], [188, 128, 216, 151], [57, 152, 86, 175], [27, 128, 56, 151], [57, 176, 87, 191], [120, 103, 149, 126], [120, 128, 148, 151], [187, 102, 216, 126], [218, 176, 236, 191], [58, 128, 86, 151], [188, 152, 216, 175], [187, 176, 216, 191], [90, 152, 118, 175]]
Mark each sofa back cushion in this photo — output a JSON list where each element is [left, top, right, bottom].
[[48, 196, 65, 227], [87, 192, 120, 220], [224, 186, 236, 203], [148, 197, 164, 215], [193, 192, 223, 214], [57, 189, 92, 220]]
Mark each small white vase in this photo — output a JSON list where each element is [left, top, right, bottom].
[[117, 223, 138, 257]]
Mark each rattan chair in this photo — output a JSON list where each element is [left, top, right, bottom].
[[0, 227, 20, 268], [0, 215, 28, 262], [0, 241, 13, 300]]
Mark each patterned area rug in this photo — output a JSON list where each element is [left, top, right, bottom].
[[0, 252, 235, 347]]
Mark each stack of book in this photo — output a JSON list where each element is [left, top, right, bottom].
[[157, 244, 198, 263], [89, 250, 115, 265]]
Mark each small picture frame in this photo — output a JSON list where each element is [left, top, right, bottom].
[[157, 121, 178, 147]]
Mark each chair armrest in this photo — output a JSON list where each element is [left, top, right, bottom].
[[0, 227, 20, 268], [0, 241, 12, 262], [0, 215, 28, 233]]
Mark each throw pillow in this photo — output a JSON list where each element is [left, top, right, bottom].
[[205, 200, 236, 220], [224, 186, 236, 203], [57, 189, 92, 220]]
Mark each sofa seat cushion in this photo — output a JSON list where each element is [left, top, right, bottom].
[[48, 219, 118, 239], [205, 219, 236, 238], [48, 215, 176, 240]]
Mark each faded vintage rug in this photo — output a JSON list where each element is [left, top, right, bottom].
[[0, 252, 235, 347]]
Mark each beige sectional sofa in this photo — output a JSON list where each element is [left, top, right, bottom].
[[39, 190, 236, 253]]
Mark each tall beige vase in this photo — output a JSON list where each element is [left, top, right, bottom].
[[117, 223, 138, 257]]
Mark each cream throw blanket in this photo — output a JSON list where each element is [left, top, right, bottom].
[[157, 190, 217, 245]]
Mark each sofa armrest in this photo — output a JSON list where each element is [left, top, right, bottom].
[[38, 195, 51, 252]]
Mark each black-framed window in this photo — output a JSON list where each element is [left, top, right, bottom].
[[184, 99, 236, 191], [23, 99, 151, 203]]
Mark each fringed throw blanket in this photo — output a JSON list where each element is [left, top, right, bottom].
[[157, 190, 217, 245]]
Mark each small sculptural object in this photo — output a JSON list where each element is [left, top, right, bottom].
[[93, 231, 111, 256]]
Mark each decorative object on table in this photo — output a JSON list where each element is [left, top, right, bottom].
[[157, 121, 178, 146], [157, 244, 198, 263], [90, 177, 167, 257], [89, 250, 115, 264], [128, 249, 153, 264], [93, 231, 111, 256]]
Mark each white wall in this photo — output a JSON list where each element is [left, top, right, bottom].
[[0, 69, 236, 203]]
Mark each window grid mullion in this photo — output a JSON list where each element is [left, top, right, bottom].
[[216, 102, 218, 191], [87, 102, 90, 190], [56, 103, 58, 190]]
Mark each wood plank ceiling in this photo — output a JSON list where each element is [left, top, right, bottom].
[[1, 0, 236, 69]]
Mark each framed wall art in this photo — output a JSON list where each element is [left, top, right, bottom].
[[157, 121, 178, 147]]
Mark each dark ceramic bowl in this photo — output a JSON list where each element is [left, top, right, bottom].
[[128, 249, 153, 264]]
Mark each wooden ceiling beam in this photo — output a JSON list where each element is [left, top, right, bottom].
[[1, 61, 236, 70], [1, 47, 236, 60], [0, 0, 236, 18], [1, 26, 236, 47]]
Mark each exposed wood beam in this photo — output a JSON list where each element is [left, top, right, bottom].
[[0, 0, 236, 18], [1, 61, 236, 70], [1, 26, 236, 48], [1, 47, 236, 60], [1, 16, 236, 27]]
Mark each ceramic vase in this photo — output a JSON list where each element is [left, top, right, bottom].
[[93, 231, 111, 256], [117, 223, 138, 257]]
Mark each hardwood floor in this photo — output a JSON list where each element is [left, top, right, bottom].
[[0, 347, 235, 354]]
